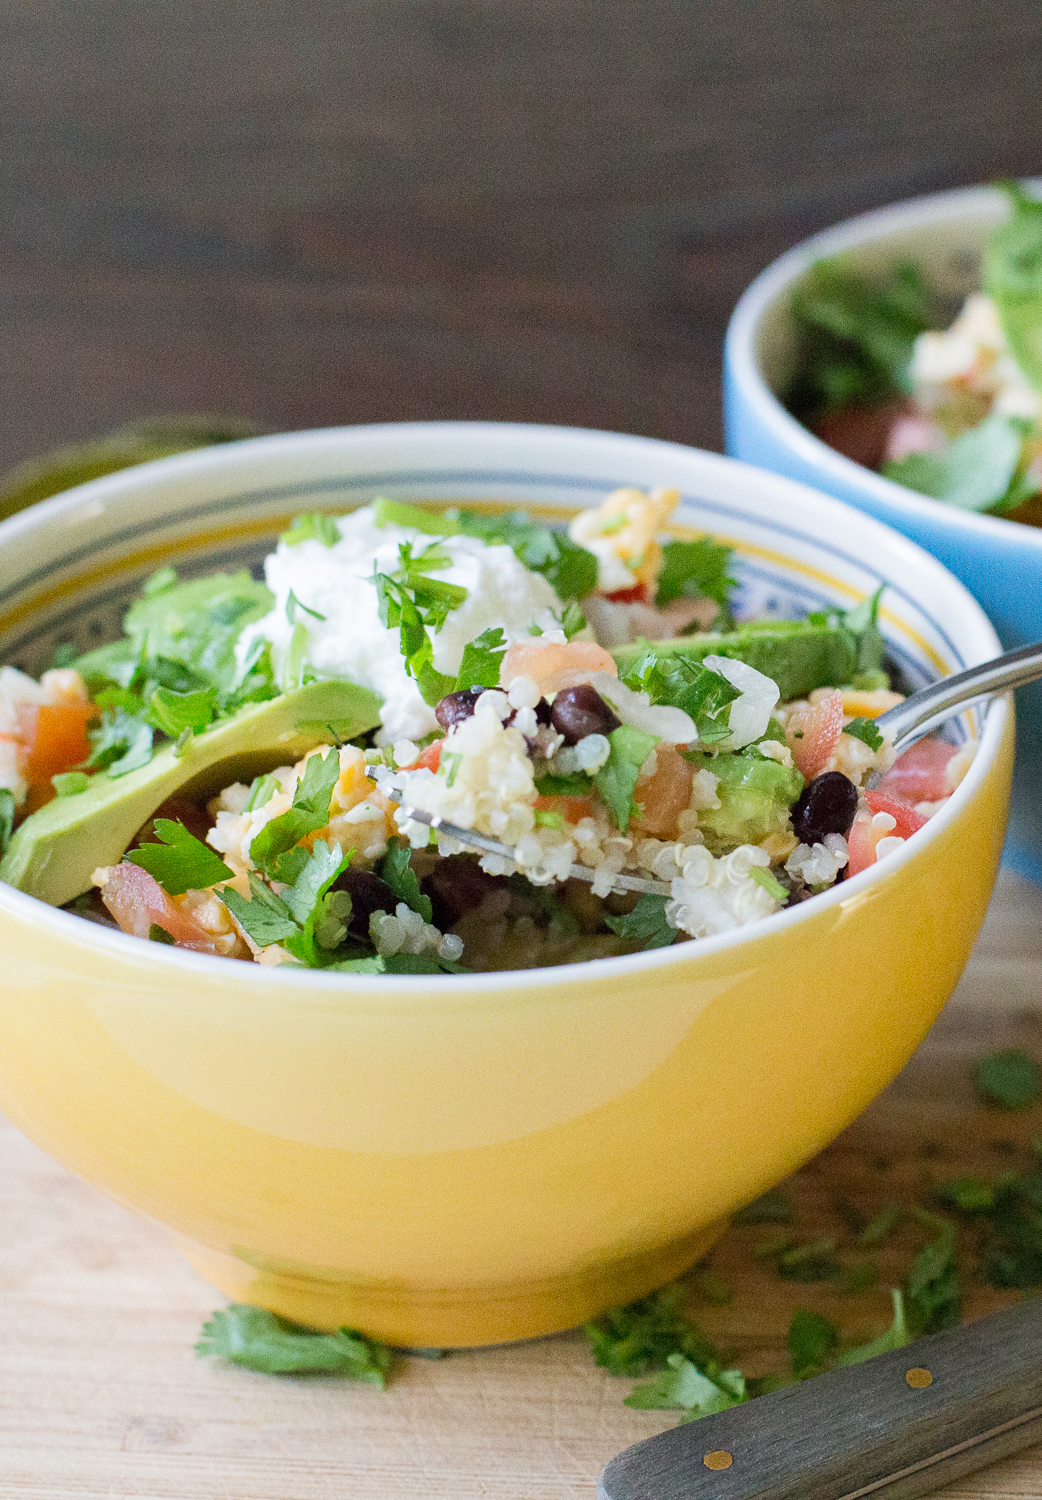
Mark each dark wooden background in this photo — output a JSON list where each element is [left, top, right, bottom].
[[2, 1, 1041, 472]]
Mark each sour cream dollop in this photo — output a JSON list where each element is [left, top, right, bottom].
[[237, 508, 563, 742]]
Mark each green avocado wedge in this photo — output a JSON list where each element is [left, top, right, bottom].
[[0, 679, 382, 908], [610, 621, 860, 703]]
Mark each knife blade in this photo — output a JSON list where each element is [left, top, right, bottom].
[[597, 1296, 1042, 1500]]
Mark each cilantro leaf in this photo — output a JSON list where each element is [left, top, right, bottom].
[[906, 1217, 960, 1333], [380, 840, 433, 923], [594, 724, 659, 833], [883, 414, 1032, 514], [286, 590, 326, 625], [625, 1353, 745, 1416], [220, 873, 300, 946], [453, 510, 598, 601], [148, 923, 176, 944], [87, 706, 154, 777], [788, 1308, 839, 1380], [125, 819, 234, 895], [984, 180, 1042, 390], [622, 647, 739, 745], [196, 1304, 393, 1384], [838, 1289, 911, 1366], [281, 513, 341, 547], [605, 894, 676, 950], [248, 749, 340, 875], [584, 1285, 718, 1377], [147, 685, 217, 737], [121, 572, 273, 692], [534, 770, 593, 797], [372, 497, 459, 535], [975, 1049, 1041, 1109], [732, 1189, 793, 1225], [281, 841, 354, 967], [787, 258, 938, 415], [455, 627, 506, 690], [0, 787, 16, 854], [372, 541, 464, 705], [844, 717, 884, 751], [244, 773, 281, 812], [655, 537, 736, 625]]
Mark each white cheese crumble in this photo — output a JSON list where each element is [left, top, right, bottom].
[[237, 508, 562, 743]]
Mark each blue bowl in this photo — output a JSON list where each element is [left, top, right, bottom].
[[724, 181, 1042, 883]]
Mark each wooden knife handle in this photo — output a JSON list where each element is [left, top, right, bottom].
[[597, 1297, 1042, 1500]]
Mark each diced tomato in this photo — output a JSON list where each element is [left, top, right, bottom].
[[875, 738, 958, 805], [604, 584, 650, 605], [406, 740, 442, 773], [786, 691, 844, 779], [18, 700, 95, 786], [499, 639, 618, 696], [847, 817, 889, 877], [631, 744, 694, 839], [863, 790, 927, 840], [97, 863, 225, 953], [534, 793, 594, 825]]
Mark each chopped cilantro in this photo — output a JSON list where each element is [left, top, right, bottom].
[[583, 1284, 718, 1377], [530, 600, 588, 640], [984, 181, 1042, 391], [788, 1308, 838, 1380], [905, 1215, 960, 1333], [455, 627, 506, 690], [749, 866, 789, 903], [371, 497, 457, 535], [605, 894, 676, 950], [593, 724, 658, 832], [147, 685, 217, 737], [532, 808, 564, 829], [281, 513, 341, 548], [380, 840, 433, 923], [625, 1354, 746, 1418], [534, 771, 593, 797], [623, 648, 740, 745], [787, 258, 938, 416], [125, 819, 234, 895], [837, 1289, 911, 1365], [858, 1204, 904, 1247], [221, 842, 353, 964], [452, 509, 598, 601], [655, 537, 736, 625], [844, 717, 884, 752], [86, 707, 154, 777], [372, 540, 466, 706], [196, 1304, 393, 1383], [883, 414, 1034, 515], [286, 590, 327, 625], [244, 773, 281, 812], [51, 770, 90, 798], [248, 749, 341, 876], [732, 1188, 793, 1225], [975, 1048, 1041, 1110], [148, 923, 176, 945], [221, 875, 312, 947]]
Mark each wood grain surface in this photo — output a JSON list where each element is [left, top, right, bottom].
[[2, 2, 1042, 471], [2, 870, 1042, 1500]]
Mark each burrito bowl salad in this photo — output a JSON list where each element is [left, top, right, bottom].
[[0, 491, 974, 974], [786, 181, 1042, 526]]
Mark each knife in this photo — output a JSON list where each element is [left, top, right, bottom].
[[598, 1297, 1042, 1500]]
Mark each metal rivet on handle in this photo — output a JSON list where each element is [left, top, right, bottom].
[[703, 1451, 733, 1470], [906, 1367, 933, 1388]]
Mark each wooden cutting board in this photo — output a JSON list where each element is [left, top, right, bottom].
[[3, 871, 1042, 1500]]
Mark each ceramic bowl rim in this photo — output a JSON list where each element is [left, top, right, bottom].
[[725, 177, 1042, 555], [0, 420, 1010, 997]]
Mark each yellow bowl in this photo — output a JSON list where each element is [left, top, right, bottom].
[[0, 423, 1012, 1346]]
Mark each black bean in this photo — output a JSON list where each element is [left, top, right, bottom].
[[332, 866, 397, 935], [790, 771, 859, 845], [423, 854, 505, 930], [435, 686, 485, 730], [550, 684, 621, 745]]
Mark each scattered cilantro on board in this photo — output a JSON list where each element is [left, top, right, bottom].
[[196, 1305, 393, 1384]]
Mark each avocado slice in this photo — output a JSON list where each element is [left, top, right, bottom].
[[611, 621, 859, 702], [0, 678, 382, 907]]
